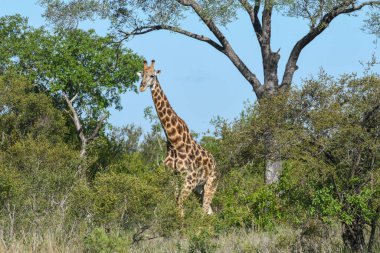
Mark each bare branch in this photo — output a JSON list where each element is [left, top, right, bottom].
[[70, 93, 78, 103], [177, 0, 263, 96], [253, 0, 281, 93], [120, 2, 264, 97], [87, 114, 108, 142], [119, 25, 224, 51], [177, 0, 231, 48], [316, 0, 326, 26], [64, 92, 107, 144], [222, 45, 264, 96], [132, 225, 151, 244], [63, 93, 82, 135], [262, 0, 273, 44], [63, 92, 87, 157], [281, 1, 380, 88], [239, 0, 263, 44], [301, 0, 317, 28]]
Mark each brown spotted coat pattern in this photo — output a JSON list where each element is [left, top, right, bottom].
[[139, 60, 217, 215]]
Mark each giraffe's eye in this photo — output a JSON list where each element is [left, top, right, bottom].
[[150, 75, 155, 78]]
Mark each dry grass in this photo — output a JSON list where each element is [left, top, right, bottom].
[[1, 222, 378, 253], [0, 231, 83, 253], [0, 215, 85, 253], [130, 225, 345, 253]]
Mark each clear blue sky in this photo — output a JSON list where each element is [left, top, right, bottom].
[[2, 1, 379, 135]]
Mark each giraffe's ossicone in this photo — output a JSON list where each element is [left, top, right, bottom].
[[138, 60, 218, 215]]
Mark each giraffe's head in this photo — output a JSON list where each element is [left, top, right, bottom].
[[137, 60, 161, 92]]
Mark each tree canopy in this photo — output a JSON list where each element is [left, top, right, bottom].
[[0, 14, 143, 156], [40, 0, 380, 97]]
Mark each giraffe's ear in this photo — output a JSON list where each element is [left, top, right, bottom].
[[156, 70, 161, 75], [136, 72, 142, 78]]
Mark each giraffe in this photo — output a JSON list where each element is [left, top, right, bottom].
[[138, 60, 218, 215]]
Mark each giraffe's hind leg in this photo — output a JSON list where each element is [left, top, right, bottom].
[[202, 175, 217, 215]]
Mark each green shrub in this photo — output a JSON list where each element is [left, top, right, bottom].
[[86, 164, 179, 235], [0, 74, 68, 148], [5, 137, 79, 201], [67, 180, 94, 220], [0, 164, 25, 207], [0, 137, 81, 235], [214, 164, 263, 230], [187, 228, 216, 253], [246, 186, 282, 229], [91, 172, 159, 227], [84, 227, 130, 253]]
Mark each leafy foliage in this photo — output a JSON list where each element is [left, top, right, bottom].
[[84, 227, 130, 253], [0, 73, 67, 147]]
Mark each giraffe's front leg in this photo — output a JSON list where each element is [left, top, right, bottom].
[[177, 178, 196, 218], [164, 149, 176, 170], [175, 160, 196, 217], [202, 176, 217, 215], [164, 149, 181, 200]]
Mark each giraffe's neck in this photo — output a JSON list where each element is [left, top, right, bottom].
[[151, 80, 191, 147]]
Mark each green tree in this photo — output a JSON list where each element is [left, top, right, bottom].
[[40, 0, 380, 183], [271, 73, 380, 252], [0, 73, 67, 148], [0, 15, 29, 73], [0, 15, 143, 157]]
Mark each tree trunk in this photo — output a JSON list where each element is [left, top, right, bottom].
[[63, 92, 106, 159], [342, 221, 366, 253], [263, 128, 283, 184], [261, 40, 283, 183], [265, 160, 282, 184], [368, 208, 379, 253], [79, 139, 87, 158]]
